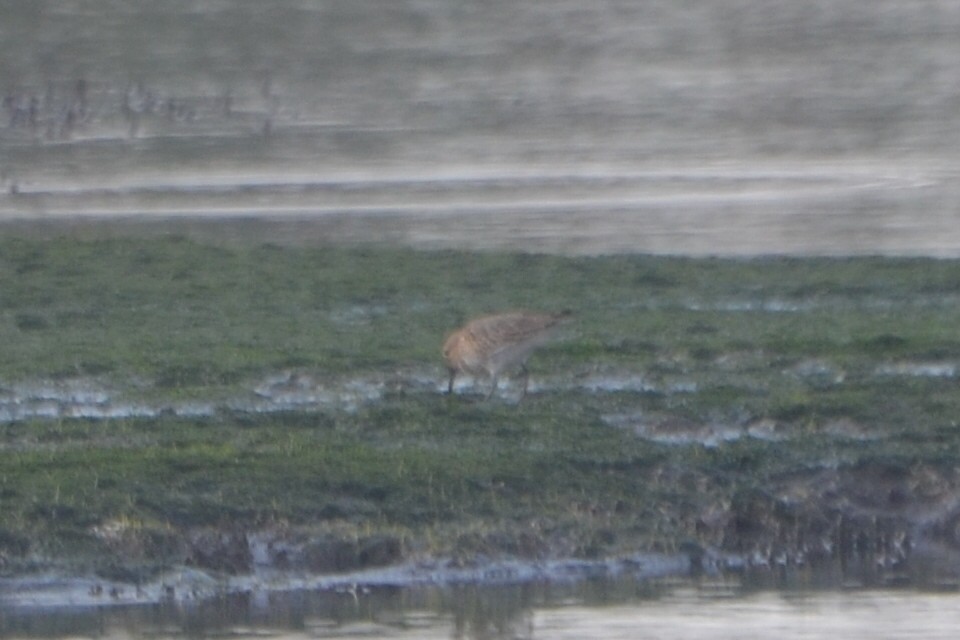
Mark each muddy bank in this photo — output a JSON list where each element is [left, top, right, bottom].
[[699, 462, 960, 578], [0, 546, 690, 612], [5, 363, 960, 607], [5, 458, 960, 611]]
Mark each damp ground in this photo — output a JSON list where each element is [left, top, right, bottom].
[[3, 237, 960, 614]]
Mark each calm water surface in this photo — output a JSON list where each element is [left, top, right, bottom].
[[4, 579, 960, 640]]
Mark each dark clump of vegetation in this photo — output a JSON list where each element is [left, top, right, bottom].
[[2, 234, 960, 580]]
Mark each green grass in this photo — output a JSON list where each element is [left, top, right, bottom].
[[2, 234, 960, 575]]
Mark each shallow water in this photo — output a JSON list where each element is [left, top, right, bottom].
[[5, 579, 960, 640], [1, 352, 955, 429]]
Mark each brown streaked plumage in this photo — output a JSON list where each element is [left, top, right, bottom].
[[442, 310, 572, 400]]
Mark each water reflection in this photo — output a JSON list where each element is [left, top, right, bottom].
[[5, 575, 960, 640]]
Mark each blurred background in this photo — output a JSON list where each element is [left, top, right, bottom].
[[1, 0, 959, 255]]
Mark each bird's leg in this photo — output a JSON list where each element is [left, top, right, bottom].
[[485, 375, 499, 400], [518, 365, 530, 401], [447, 369, 457, 395]]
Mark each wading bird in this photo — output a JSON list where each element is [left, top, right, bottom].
[[442, 310, 572, 400]]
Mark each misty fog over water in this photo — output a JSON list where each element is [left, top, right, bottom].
[[1, 0, 959, 255]]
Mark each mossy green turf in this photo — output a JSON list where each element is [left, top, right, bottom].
[[2, 234, 960, 571]]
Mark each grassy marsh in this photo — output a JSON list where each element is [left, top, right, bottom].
[[2, 234, 960, 579]]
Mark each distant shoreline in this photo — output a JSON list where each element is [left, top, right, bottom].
[[2, 206, 960, 258], [2, 154, 957, 257]]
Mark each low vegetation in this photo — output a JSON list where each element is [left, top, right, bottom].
[[1, 233, 960, 582]]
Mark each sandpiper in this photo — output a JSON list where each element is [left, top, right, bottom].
[[442, 310, 572, 400]]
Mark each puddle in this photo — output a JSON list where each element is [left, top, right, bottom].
[[0, 367, 631, 424], [787, 358, 846, 384], [575, 373, 659, 394], [874, 362, 958, 378], [603, 413, 879, 446], [251, 370, 390, 411], [0, 371, 404, 425], [0, 363, 912, 434], [602, 412, 748, 447], [683, 299, 809, 313]]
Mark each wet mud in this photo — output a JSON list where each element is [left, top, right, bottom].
[[4, 360, 960, 611]]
